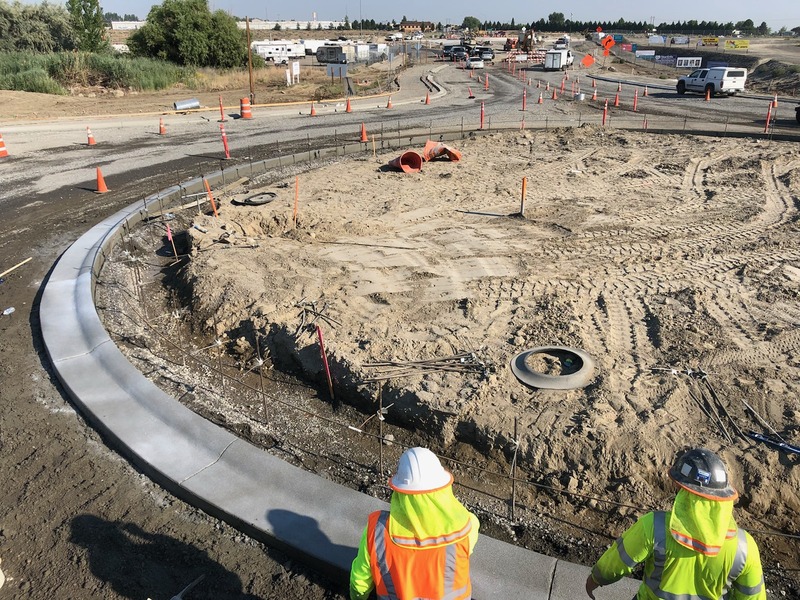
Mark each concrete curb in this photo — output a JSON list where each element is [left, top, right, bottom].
[[40, 142, 639, 600]]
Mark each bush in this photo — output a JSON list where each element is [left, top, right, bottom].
[[0, 67, 67, 94], [0, 50, 195, 93], [312, 83, 345, 101]]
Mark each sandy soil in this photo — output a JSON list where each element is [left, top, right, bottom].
[[97, 127, 800, 593]]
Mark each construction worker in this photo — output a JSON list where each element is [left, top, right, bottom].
[[585, 448, 766, 600], [350, 447, 480, 600]]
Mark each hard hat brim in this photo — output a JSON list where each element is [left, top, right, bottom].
[[389, 471, 453, 494], [669, 469, 738, 501]]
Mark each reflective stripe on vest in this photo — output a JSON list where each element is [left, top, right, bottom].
[[391, 519, 473, 548], [646, 512, 751, 600], [375, 512, 400, 600], [372, 511, 470, 600], [669, 529, 735, 557]]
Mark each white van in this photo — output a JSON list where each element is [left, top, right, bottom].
[[676, 67, 747, 96]]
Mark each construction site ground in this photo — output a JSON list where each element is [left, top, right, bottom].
[[2, 34, 800, 600], [96, 127, 800, 598]]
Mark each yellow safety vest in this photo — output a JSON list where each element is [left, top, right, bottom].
[[591, 511, 765, 600]]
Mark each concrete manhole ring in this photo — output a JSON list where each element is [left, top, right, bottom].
[[510, 346, 595, 390], [235, 192, 277, 206]]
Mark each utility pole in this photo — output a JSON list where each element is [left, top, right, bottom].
[[246, 17, 255, 104]]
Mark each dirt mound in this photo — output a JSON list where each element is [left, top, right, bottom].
[[171, 129, 800, 540], [748, 59, 800, 94]]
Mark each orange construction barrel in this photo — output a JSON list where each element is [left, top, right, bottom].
[[240, 98, 253, 119]]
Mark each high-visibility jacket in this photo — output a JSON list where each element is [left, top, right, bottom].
[[591, 510, 766, 600], [350, 487, 479, 600]]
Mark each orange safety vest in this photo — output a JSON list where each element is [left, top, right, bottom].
[[366, 510, 472, 600]]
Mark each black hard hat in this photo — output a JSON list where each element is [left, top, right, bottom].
[[668, 448, 738, 500]]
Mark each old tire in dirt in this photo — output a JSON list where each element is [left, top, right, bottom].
[[510, 346, 595, 390]]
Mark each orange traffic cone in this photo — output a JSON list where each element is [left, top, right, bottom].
[[310, 102, 317, 116], [592, 79, 596, 88], [536, 79, 541, 88], [360, 123, 368, 143], [159, 117, 166, 135], [772, 93, 778, 108], [613, 92, 620, 107], [545, 82, 550, 91], [705, 88, 711, 102], [469, 69, 473, 78], [617, 82, 622, 92], [86, 126, 96, 147], [386, 96, 393, 109], [551, 88, 558, 100], [467, 87, 475, 99], [591, 88, 597, 101], [0, 133, 8, 158], [537, 92, 543, 104], [424, 92, 430, 105], [643, 85, 648, 97], [95, 167, 108, 193], [345, 97, 352, 113]]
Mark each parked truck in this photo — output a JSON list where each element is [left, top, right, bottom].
[[676, 67, 747, 96], [543, 49, 574, 71]]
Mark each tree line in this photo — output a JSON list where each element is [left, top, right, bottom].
[[2, 0, 795, 71]]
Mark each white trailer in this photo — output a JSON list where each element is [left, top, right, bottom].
[[544, 49, 574, 71], [301, 39, 327, 55], [251, 40, 304, 64]]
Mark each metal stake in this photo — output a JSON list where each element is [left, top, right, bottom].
[[511, 417, 519, 521], [378, 385, 384, 479]]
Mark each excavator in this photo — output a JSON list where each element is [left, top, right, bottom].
[[504, 29, 540, 52]]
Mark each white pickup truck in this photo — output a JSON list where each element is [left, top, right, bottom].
[[676, 67, 747, 97]]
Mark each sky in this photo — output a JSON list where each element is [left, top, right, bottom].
[[32, 1, 800, 31]]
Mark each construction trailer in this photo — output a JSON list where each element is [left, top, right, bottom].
[[316, 44, 357, 64], [543, 49, 574, 71]]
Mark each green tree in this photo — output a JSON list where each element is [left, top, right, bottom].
[[757, 21, 770, 35], [66, 0, 106, 52], [208, 10, 246, 68], [735, 19, 756, 34], [0, 1, 77, 52], [548, 12, 565, 29], [128, 0, 245, 68], [461, 16, 481, 31]]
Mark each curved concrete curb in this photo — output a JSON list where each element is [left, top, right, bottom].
[[40, 159, 639, 600]]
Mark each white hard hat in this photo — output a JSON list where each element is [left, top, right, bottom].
[[389, 447, 453, 493]]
